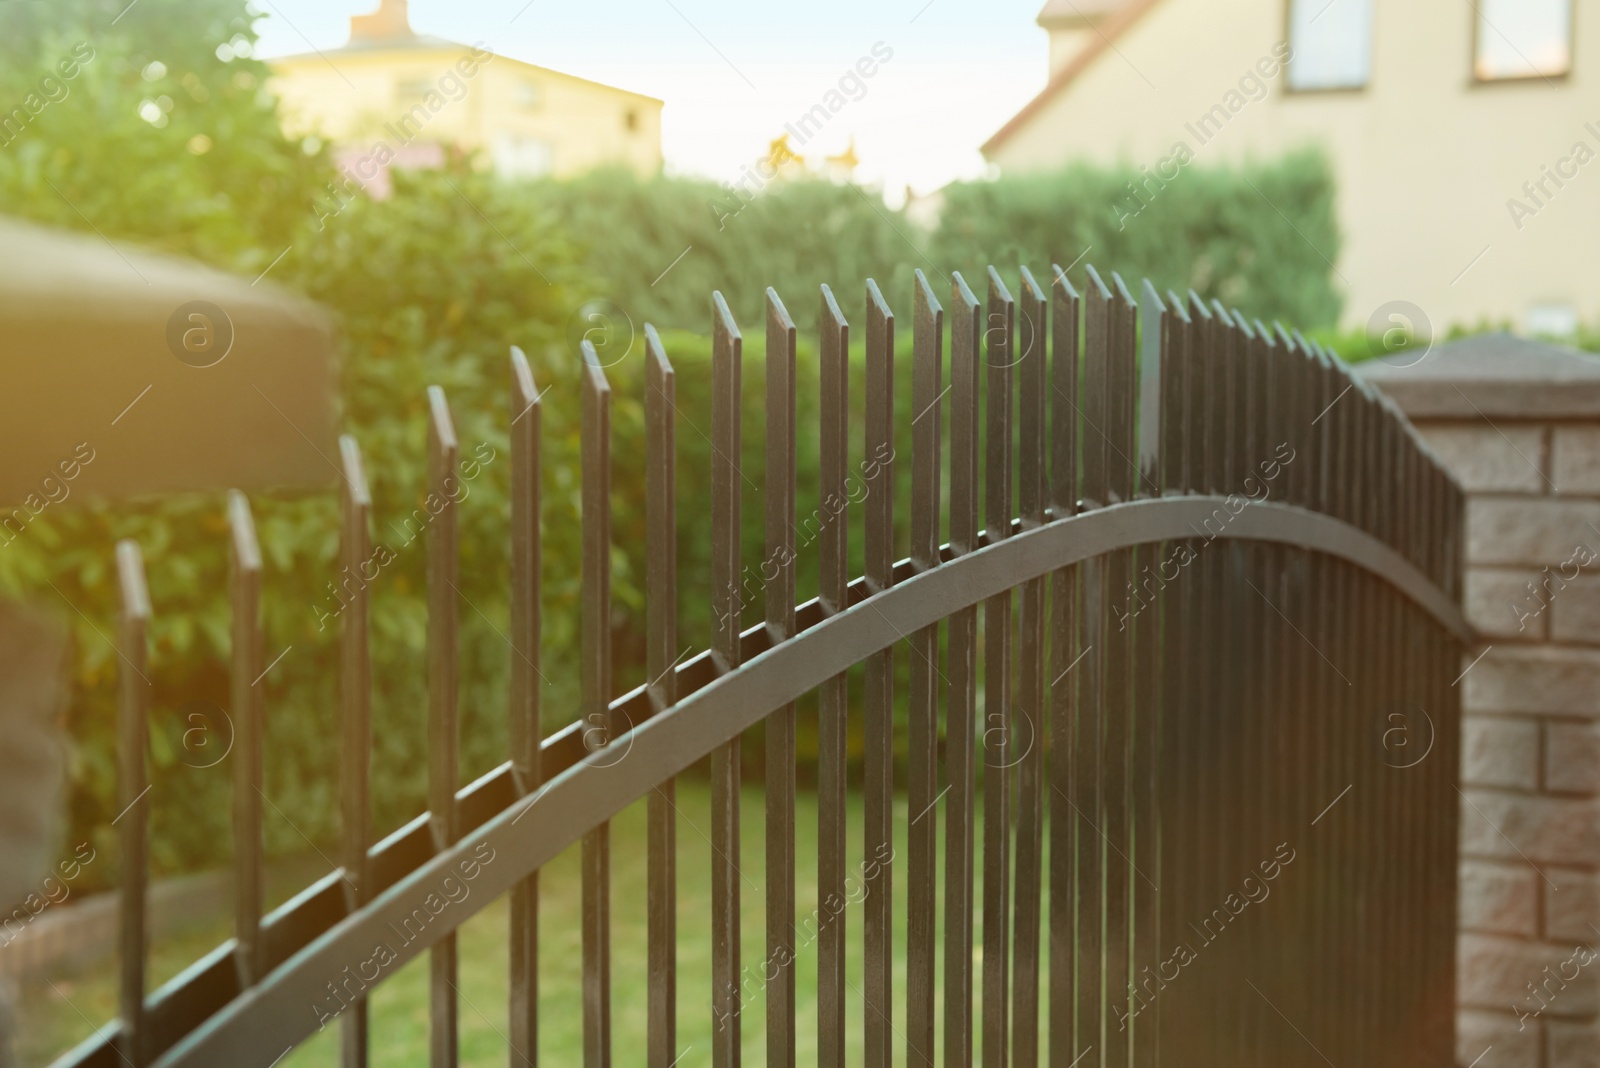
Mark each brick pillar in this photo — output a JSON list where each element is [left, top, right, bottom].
[[1364, 335, 1600, 1068]]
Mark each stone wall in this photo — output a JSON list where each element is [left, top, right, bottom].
[[1363, 336, 1600, 1068]]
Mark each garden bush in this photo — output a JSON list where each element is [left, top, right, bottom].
[[927, 149, 1342, 330]]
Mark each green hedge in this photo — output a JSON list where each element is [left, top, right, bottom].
[[926, 149, 1342, 329], [523, 168, 924, 336], [531, 150, 1343, 340]]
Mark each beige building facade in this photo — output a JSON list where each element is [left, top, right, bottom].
[[269, 0, 662, 188], [985, 0, 1597, 336]]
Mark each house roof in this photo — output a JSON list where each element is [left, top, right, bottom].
[[271, 0, 663, 102], [1359, 333, 1600, 420], [272, 29, 664, 105], [984, 0, 1165, 156]]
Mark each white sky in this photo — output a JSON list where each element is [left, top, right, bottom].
[[249, 0, 1052, 201]]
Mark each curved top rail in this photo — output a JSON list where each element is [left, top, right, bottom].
[[151, 494, 1466, 1068]]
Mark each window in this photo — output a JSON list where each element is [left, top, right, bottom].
[[1286, 0, 1374, 91], [493, 135, 553, 180], [1475, 0, 1572, 81], [1526, 303, 1579, 338], [515, 82, 542, 110], [397, 78, 432, 102], [624, 109, 639, 132]]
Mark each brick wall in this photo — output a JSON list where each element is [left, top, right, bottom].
[[1365, 339, 1600, 1068]]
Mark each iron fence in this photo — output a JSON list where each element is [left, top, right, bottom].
[[57, 262, 1468, 1068]]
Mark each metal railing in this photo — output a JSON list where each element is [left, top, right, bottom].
[[59, 263, 1469, 1068]]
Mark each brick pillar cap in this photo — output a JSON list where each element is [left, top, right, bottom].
[[1360, 332, 1600, 420]]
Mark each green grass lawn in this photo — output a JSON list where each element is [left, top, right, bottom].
[[20, 781, 1014, 1066]]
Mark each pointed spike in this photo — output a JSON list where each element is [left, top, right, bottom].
[[1052, 264, 1081, 300], [866, 276, 893, 321], [987, 264, 1015, 306], [511, 345, 540, 422], [1167, 290, 1191, 323], [1084, 264, 1113, 299], [117, 540, 151, 621], [1110, 270, 1138, 308], [766, 285, 796, 334], [1274, 322, 1299, 353], [427, 385, 458, 454]]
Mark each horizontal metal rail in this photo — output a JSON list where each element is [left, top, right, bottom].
[[131, 494, 1466, 1068]]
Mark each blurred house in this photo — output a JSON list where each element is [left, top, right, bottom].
[[984, 0, 1593, 336], [268, 0, 662, 191]]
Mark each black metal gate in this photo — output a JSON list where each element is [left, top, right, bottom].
[[59, 263, 1467, 1068]]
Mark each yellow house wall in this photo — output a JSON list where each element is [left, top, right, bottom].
[[989, 0, 1600, 334], [269, 46, 662, 179], [474, 61, 662, 178]]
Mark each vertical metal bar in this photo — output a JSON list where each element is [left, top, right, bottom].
[[1225, 306, 1257, 1065], [1306, 339, 1343, 1063], [1046, 266, 1082, 1068], [1369, 393, 1394, 1056], [643, 329, 677, 1068], [1012, 266, 1047, 1068], [764, 289, 799, 1068], [337, 436, 372, 1068], [227, 491, 264, 989], [863, 277, 896, 1068], [980, 266, 1014, 1068], [1437, 465, 1465, 1064], [426, 385, 460, 1068], [945, 273, 982, 1068], [908, 269, 944, 1068], [1227, 310, 1262, 1068], [579, 343, 614, 1068], [1333, 348, 1365, 1067], [1353, 376, 1379, 1068], [115, 540, 150, 1068], [1101, 273, 1137, 1068], [1130, 281, 1166, 1068], [1396, 412, 1424, 1057], [1269, 328, 1305, 1052], [1184, 292, 1216, 1056], [817, 286, 849, 1068], [1299, 335, 1334, 1057], [1077, 266, 1112, 1060], [710, 292, 743, 1068], [508, 350, 541, 1068], [1159, 290, 1193, 1065], [1244, 313, 1273, 1068], [1431, 455, 1454, 1066]]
